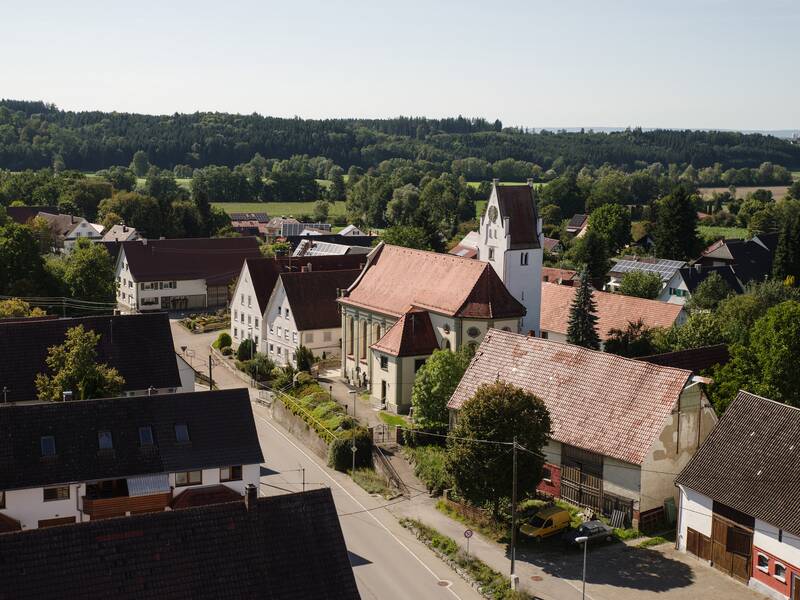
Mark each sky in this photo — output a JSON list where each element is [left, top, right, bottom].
[[2, 0, 798, 130]]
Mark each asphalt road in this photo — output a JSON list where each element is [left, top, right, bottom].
[[170, 321, 481, 600]]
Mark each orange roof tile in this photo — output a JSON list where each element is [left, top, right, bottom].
[[340, 244, 525, 319], [371, 309, 441, 357], [448, 329, 691, 464], [541, 282, 683, 340]]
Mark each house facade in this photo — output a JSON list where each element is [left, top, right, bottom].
[[0, 313, 191, 402], [676, 391, 800, 600], [340, 243, 525, 413], [448, 330, 717, 529], [0, 389, 263, 532], [475, 180, 543, 336], [115, 237, 261, 313]]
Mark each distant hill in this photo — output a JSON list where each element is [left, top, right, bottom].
[[2, 99, 799, 172]]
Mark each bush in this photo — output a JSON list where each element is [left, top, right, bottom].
[[294, 345, 315, 371], [236, 338, 255, 361], [271, 365, 296, 389], [236, 353, 275, 381], [213, 332, 232, 349], [328, 427, 372, 471], [221, 346, 233, 356], [404, 445, 452, 495], [351, 468, 393, 496]]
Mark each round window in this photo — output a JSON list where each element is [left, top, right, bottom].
[[467, 327, 480, 338]]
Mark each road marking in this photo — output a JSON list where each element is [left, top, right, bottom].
[[254, 412, 465, 600]]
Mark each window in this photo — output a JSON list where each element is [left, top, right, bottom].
[[254, 335, 259, 346], [175, 470, 202, 487], [234, 309, 238, 320], [380, 356, 389, 371], [139, 426, 154, 447], [323, 331, 332, 342], [305, 332, 314, 343], [43, 486, 70, 502], [757, 554, 769, 573], [542, 467, 552, 482], [269, 343, 274, 353], [541, 331, 549, 339], [98, 431, 113, 450], [269, 324, 274, 334], [240, 313, 244, 324], [254, 318, 259, 328], [40, 436, 56, 457], [488, 248, 495, 261], [292, 331, 297, 343], [285, 329, 289, 341], [414, 358, 426, 373], [775, 562, 786, 582], [240, 293, 244, 305], [174, 423, 190, 443], [247, 314, 252, 325], [248, 295, 252, 308], [276, 326, 282, 336], [234, 327, 238, 338], [220, 466, 243, 482], [128, 280, 132, 288], [277, 305, 281, 317], [520, 252, 529, 266], [285, 308, 289, 318]]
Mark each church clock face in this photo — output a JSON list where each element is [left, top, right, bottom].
[[488, 206, 498, 223]]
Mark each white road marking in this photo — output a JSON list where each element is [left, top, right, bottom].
[[255, 412, 464, 600]]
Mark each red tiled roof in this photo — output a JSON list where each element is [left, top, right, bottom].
[[341, 244, 525, 319], [279, 269, 361, 331], [542, 237, 561, 252], [121, 238, 261, 286], [170, 484, 243, 509], [495, 185, 540, 249], [541, 267, 577, 284], [541, 282, 683, 340], [448, 329, 691, 464], [371, 309, 441, 357]]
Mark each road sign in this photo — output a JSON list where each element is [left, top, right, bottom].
[[464, 529, 473, 538]]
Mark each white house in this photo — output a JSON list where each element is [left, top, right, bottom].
[[115, 237, 261, 313], [339, 243, 526, 413], [264, 269, 361, 365], [339, 224, 367, 237], [660, 264, 745, 305], [676, 391, 800, 599], [0, 389, 263, 532], [475, 180, 543, 336], [0, 313, 192, 402], [229, 255, 368, 351], [448, 330, 717, 529], [37, 212, 104, 252]]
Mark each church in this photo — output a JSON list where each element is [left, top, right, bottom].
[[339, 181, 542, 413]]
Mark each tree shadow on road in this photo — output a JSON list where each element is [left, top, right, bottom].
[[514, 542, 694, 593]]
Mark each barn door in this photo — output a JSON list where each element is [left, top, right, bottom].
[[711, 516, 752, 582]]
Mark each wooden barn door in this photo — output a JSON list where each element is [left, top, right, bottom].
[[711, 515, 752, 582]]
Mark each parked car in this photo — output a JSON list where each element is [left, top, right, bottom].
[[562, 520, 614, 547], [520, 506, 572, 542]]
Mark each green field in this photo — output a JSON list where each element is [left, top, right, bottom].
[[134, 176, 192, 190], [792, 171, 800, 181], [466, 180, 546, 189], [212, 201, 347, 218], [698, 225, 749, 240]]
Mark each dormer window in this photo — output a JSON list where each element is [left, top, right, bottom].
[[40, 435, 56, 457], [175, 423, 190, 443], [139, 426, 154, 446], [98, 431, 113, 450]]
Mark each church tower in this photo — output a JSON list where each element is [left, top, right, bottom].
[[476, 179, 543, 335]]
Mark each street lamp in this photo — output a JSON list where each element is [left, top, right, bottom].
[[575, 536, 589, 600]]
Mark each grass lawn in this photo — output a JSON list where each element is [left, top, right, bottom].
[[135, 176, 191, 190], [698, 225, 749, 240], [379, 411, 407, 427], [351, 468, 394, 497], [212, 201, 347, 217]]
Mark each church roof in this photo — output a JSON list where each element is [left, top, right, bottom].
[[370, 309, 441, 357], [494, 185, 541, 250]]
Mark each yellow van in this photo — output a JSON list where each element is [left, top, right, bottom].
[[520, 506, 571, 541]]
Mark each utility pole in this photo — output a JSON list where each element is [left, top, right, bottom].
[[301, 467, 306, 492], [2, 386, 7, 403], [510, 436, 518, 581], [350, 390, 358, 476]]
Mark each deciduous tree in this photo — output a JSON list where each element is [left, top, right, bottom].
[[411, 346, 474, 432], [63, 238, 116, 303], [618, 270, 662, 299], [588, 203, 631, 255]]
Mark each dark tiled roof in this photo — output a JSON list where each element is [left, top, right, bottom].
[[698, 236, 774, 284], [245, 255, 368, 314], [639, 344, 730, 375], [280, 269, 361, 330], [0, 488, 360, 600], [120, 237, 261, 285], [229, 212, 269, 222], [448, 330, 691, 464], [679, 265, 744, 294], [0, 389, 264, 491], [96, 240, 122, 262], [495, 185, 540, 249], [0, 313, 180, 402], [566, 213, 588, 231], [5, 206, 60, 224], [676, 391, 800, 537], [371, 309, 441, 357]]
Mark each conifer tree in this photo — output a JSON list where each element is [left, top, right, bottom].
[[773, 213, 800, 282], [654, 184, 700, 261], [566, 270, 601, 350]]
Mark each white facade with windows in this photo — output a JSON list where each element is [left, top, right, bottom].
[[230, 261, 266, 351]]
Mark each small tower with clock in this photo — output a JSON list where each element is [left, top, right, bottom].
[[477, 179, 543, 336]]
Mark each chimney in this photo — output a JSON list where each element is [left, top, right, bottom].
[[244, 483, 257, 510], [62, 390, 73, 402], [142, 238, 148, 245], [306, 262, 312, 272]]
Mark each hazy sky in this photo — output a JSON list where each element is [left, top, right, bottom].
[[2, 0, 798, 130]]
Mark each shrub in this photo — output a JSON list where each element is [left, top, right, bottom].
[[328, 428, 372, 471], [236, 353, 275, 381], [221, 346, 233, 356], [404, 445, 452, 495], [271, 365, 295, 389], [294, 345, 315, 371], [351, 468, 393, 496], [213, 332, 232, 349], [236, 338, 255, 361], [295, 371, 314, 387]]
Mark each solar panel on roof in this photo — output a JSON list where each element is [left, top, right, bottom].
[[610, 258, 685, 281]]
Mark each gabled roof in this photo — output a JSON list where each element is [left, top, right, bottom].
[[341, 244, 525, 319], [371, 308, 441, 357], [639, 344, 730, 375], [38, 212, 85, 238], [229, 212, 269, 223], [0, 389, 263, 491], [494, 184, 541, 249], [542, 237, 562, 253], [101, 224, 137, 242], [0, 488, 359, 600], [0, 313, 180, 402], [678, 265, 744, 294], [120, 237, 261, 285], [278, 269, 362, 331], [676, 391, 800, 537], [339, 224, 366, 236], [566, 213, 588, 232], [448, 329, 692, 464], [244, 255, 368, 314], [170, 484, 243, 509], [609, 256, 686, 283], [448, 231, 481, 259], [698, 236, 774, 284], [541, 267, 577, 284], [5, 206, 60, 224], [540, 282, 683, 340]]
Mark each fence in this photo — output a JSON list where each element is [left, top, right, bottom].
[[270, 387, 340, 444]]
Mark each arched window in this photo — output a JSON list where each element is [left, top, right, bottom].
[[347, 317, 354, 355], [360, 321, 368, 360]]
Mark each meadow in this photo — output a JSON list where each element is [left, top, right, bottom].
[[698, 225, 749, 241], [212, 201, 347, 217], [698, 185, 790, 200]]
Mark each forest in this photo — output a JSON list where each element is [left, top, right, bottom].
[[2, 99, 800, 172]]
